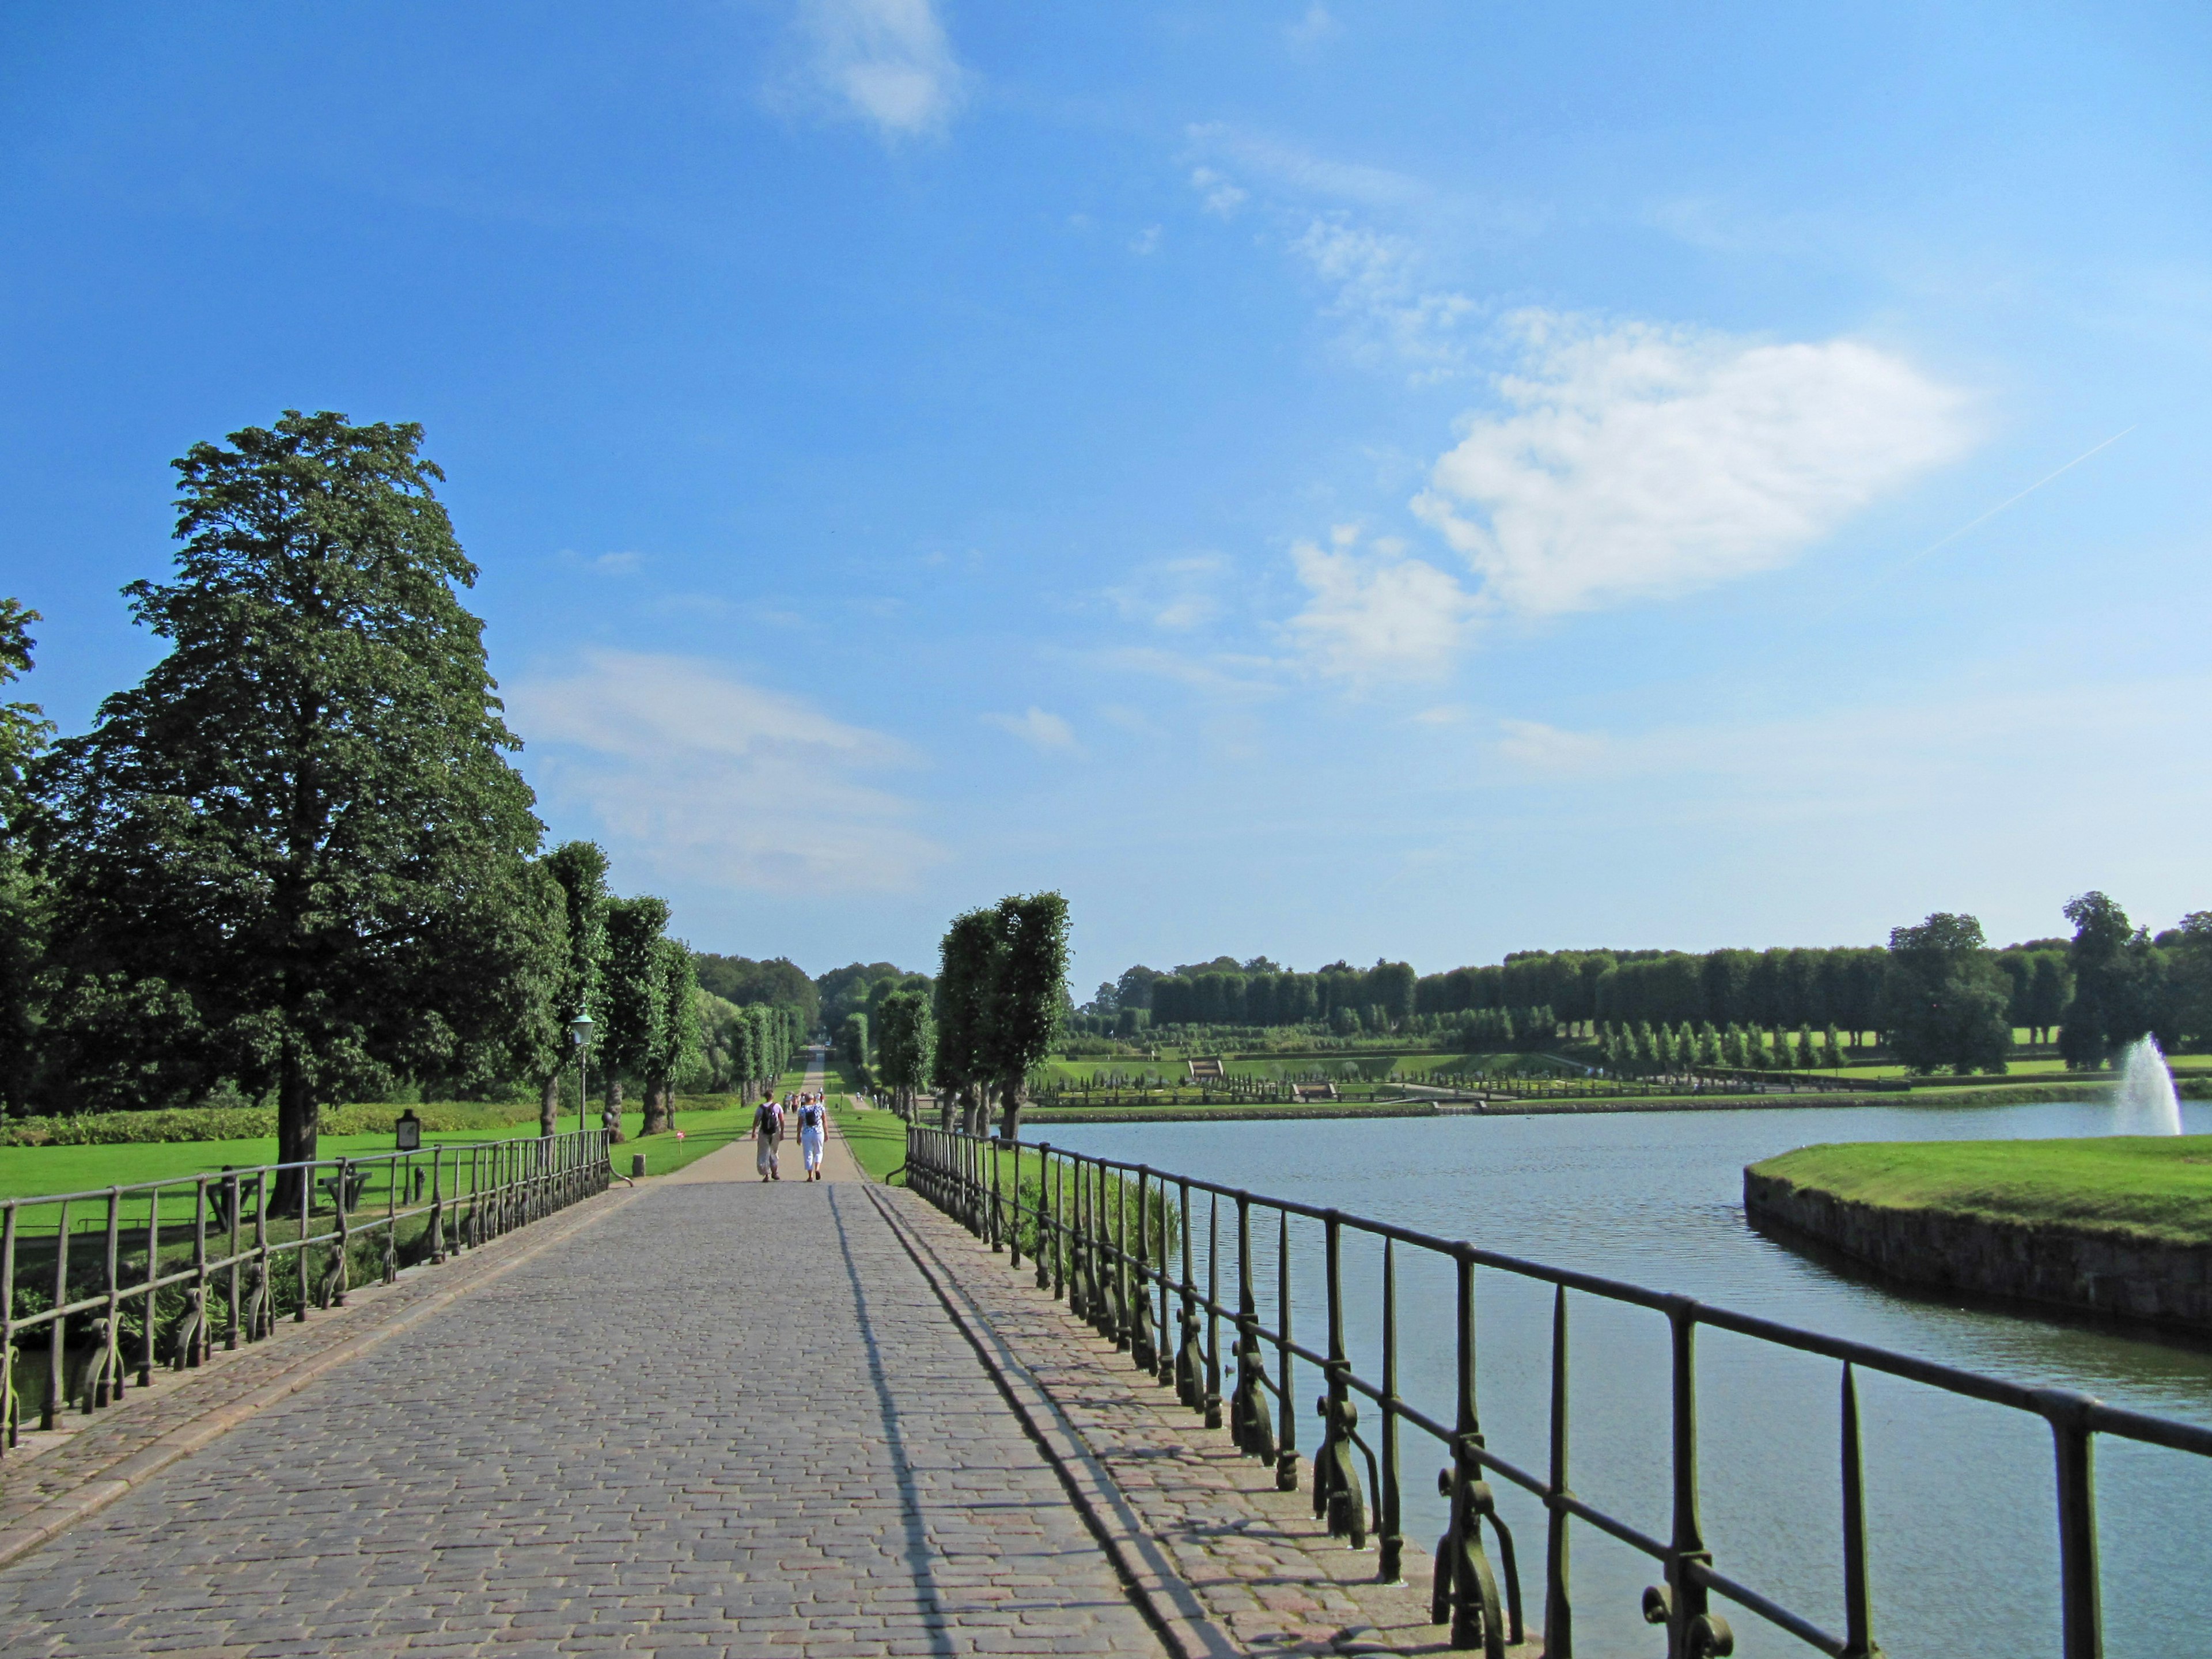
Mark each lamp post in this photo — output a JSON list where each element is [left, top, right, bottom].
[[570, 1012, 594, 1139]]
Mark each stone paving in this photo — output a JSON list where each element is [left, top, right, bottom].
[[0, 1131, 1165, 1657], [0, 1096, 1522, 1659]]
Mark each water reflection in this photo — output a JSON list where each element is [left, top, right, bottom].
[[1039, 1099, 2212, 1659]]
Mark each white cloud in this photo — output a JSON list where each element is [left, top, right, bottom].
[[1130, 224, 1163, 256], [794, 0, 964, 138], [1291, 217, 1479, 380], [1286, 4, 1339, 49], [1185, 124, 1429, 212], [1414, 312, 1976, 616], [1103, 553, 1230, 631], [1287, 535, 1479, 683], [558, 548, 644, 575], [507, 650, 942, 893], [983, 707, 1080, 753], [1190, 167, 1248, 218], [1493, 718, 1612, 772]]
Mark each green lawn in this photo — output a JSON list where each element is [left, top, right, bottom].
[[829, 1100, 908, 1183], [1749, 1135, 2212, 1247], [0, 1094, 756, 1205]]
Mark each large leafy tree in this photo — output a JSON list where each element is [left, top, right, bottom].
[[36, 414, 545, 1187], [0, 600, 52, 1113], [2059, 891, 2169, 1066], [1879, 912, 2012, 1075], [597, 895, 671, 1141], [537, 840, 609, 1134], [986, 891, 1070, 1140]]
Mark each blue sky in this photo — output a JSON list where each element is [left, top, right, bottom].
[[4, 2, 2209, 991]]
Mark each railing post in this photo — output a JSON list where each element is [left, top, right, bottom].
[[1205, 1192, 1222, 1429], [1113, 1162, 1131, 1351], [1840, 1363, 1875, 1659], [1131, 1168, 1156, 1371], [44, 1198, 69, 1429], [1544, 1285, 1572, 1657], [294, 1162, 310, 1321], [0, 1202, 14, 1451], [1380, 1238, 1403, 1583], [1275, 1209, 1297, 1491], [429, 1146, 446, 1262], [252, 1172, 270, 1338], [224, 1171, 241, 1349], [333, 1159, 353, 1306], [2038, 1388, 2103, 1659], [138, 1184, 160, 1386], [1646, 1298, 1721, 1659], [1009, 1138, 1022, 1268], [1034, 1144, 1053, 1291], [100, 1187, 122, 1404], [1441, 1246, 1505, 1654], [1175, 1180, 1196, 1400], [191, 1176, 210, 1366]]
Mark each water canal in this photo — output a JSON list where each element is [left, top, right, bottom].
[[1036, 1100, 2212, 1658]]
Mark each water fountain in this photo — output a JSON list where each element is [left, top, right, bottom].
[[2112, 1033, 2183, 1135]]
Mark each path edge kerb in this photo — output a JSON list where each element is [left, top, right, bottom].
[[0, 1178, 650, 1573], [863, 1183, 1242, 1659]]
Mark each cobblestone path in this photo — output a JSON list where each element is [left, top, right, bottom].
[[0, 1156, 1166, 1658]]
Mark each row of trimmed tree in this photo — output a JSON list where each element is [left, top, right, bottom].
[[925, 893, 1070, 1139]]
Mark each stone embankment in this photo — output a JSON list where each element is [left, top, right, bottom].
[[1744, 1168, 2212, 1334]]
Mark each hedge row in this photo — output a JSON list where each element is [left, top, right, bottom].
[[0, 1100, 541, 1147]]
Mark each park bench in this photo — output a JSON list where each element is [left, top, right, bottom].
[[317, 1166, 371, 1213], [206, 1170, 260, 1233]]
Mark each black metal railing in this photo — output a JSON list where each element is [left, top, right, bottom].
[[903, 1123, 2212, 1659], [1, 1128, 612, 1450]]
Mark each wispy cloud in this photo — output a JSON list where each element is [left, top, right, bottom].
[[1189, 166, 1247, 218], [1286, 527, 1479, 683], [1414, 312, 1976, 616], [507, 650, 942, 893], [983, 706, 1081, 754], [1292, 216, 1479, 379], [557, 548, 645, 575], [1181, 130, 1476, 379], [1285, 4, 1339, 50], [1102, 553, 1232, 631], [792, 0, 965, 139]]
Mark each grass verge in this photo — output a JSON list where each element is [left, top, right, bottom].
[[1749, 1135, 2212, 1247], [828, 1100, 908, 1184]]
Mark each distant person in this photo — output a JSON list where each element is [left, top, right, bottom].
[[753, 1093, 784, 1181], [796, 1096, 827, 1181]]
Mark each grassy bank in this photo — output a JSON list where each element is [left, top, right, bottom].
[[0, 1094, 755, 1202], [830, 1100, 908, 1183], [1749, 1136, 2212, 1248]]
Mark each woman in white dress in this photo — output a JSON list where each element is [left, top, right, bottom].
[[797, 1095, 827, 1181]]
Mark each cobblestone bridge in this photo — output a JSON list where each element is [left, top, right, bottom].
[[0, 1101, 1461, 1659]]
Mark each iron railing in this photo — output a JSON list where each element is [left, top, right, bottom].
[[1, 1128, 611, 1450], [904, 1124, 2212, 1659]]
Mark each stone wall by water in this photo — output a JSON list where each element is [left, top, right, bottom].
[[1743, 1170, 2212, 1334]]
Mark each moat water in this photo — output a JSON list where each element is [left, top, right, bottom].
[[1039, 1100, 2212, 1659]]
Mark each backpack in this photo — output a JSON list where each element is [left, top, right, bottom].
[[800, 1103, 823, 1131], [756, 1103, 781, 1134]]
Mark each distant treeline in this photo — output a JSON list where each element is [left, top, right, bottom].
[[1088, 906, 2212, 1062], [1412, 945, 2075, 1044]]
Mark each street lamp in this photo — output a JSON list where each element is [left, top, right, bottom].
[[570, 1012, 594, 1137]]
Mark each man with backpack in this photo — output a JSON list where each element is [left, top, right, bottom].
[[752, 1092, 784, 1181]]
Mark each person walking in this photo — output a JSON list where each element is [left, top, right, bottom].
[[796, 1094, 827, 1181], [753, 1092, 783, 1181]]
